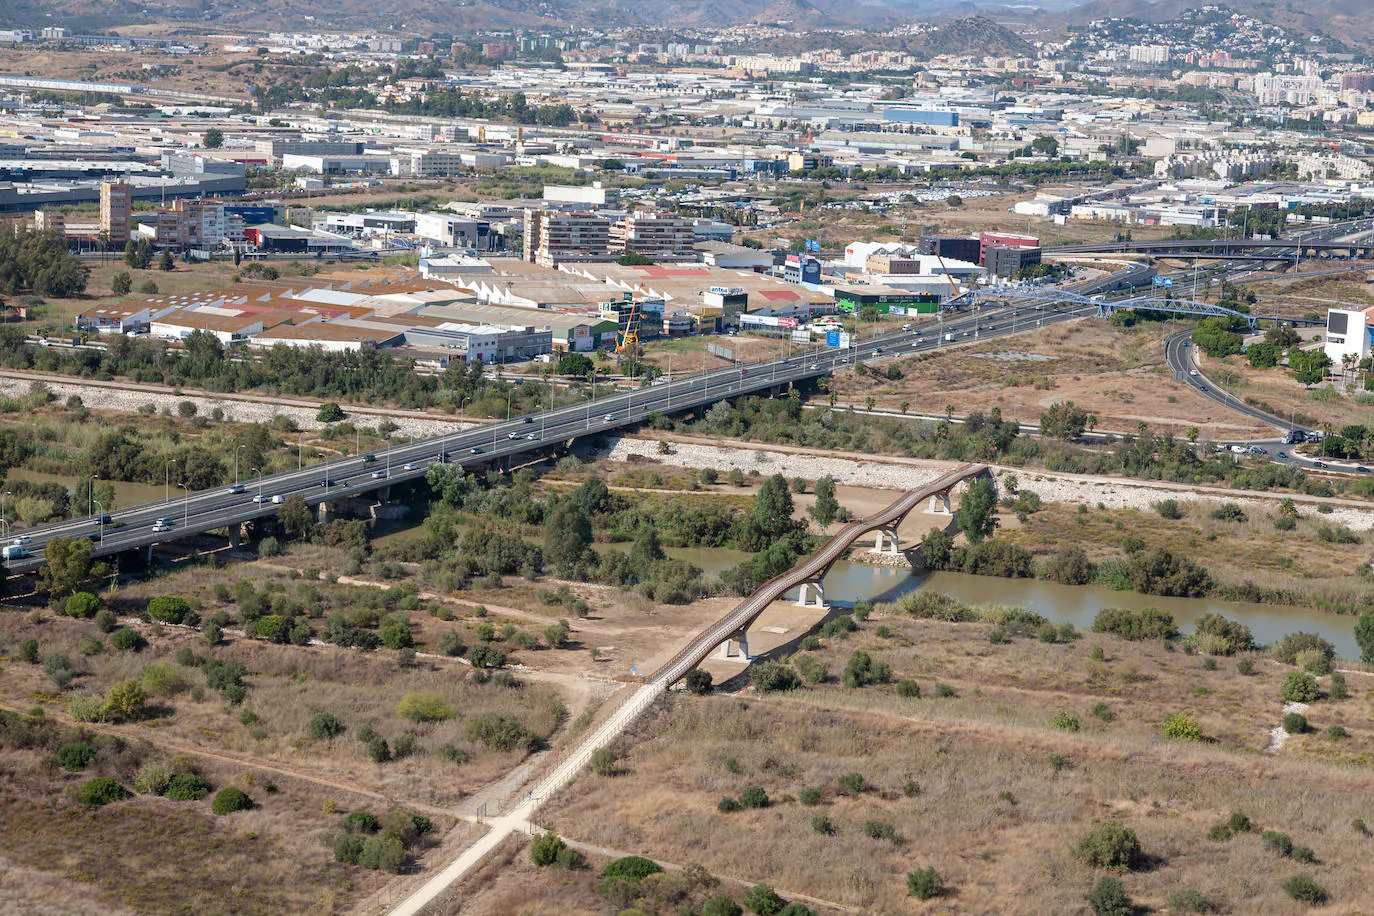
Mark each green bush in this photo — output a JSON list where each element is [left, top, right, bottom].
[[718, 796, 742, 813], [57, 741, 98, 771], [397, 691, 454, 722], [64, 592, 101, 618], [1207, 824, 1231, 842], [308, 712, 346, 740], [738, 785, 769, 809], [147, 596, 191, 624], [139, 663, 189, 697], [211, 787, 252, 815], [1237, 659, 1255, 675], [1091, 607, 1178, 640], [1281, 672, 1320, 703], [1281, 874, 1325, 905], [863, 820, 896, 840], [1282, 712, 1308, 734], [531, 831, 570, 866], [1169, 889, 1220, 913], [836, 772, 865, 796], [1327, 724, 1349, 739], [1087, 876, 1132, 916], [18, 639, 39, 664], [896, 679, 920, 698], [343, 810, 381, 834], [811, 814, 834, 835], [464, 714, 534, 751], [906, 867, 944, 900], [1162, 713, 1203, 741], [686, 669, 713, 694], [110, 628, 140, 652], [603, 855, 663, 883], [358, 835, 406, 873], [1228, 811, 1251, 833], [702, 898, 741, 916], [133, 763, 173, 795], [1155, 499, 1181, 519], [165, 773, 211, 801], [1292, 845, 1315, 863], [742, 884, 785, 915], [752, 661, 800, 693], [1052, 711, 1080, 732], [1091, 702, 1114, 722], [77, 777, 127, 807], [1329, 673, 1348, 699], [934, 683, 956, 698], [799, 786, 822, 806], [334, 833, 367, 864], [1262, 831, 1293, 856], [1071, 821, 1143, 872]]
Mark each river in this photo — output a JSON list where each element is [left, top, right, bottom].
[[663, 546, 1361, 659]]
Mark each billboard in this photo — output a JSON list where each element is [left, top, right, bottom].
[[739, 314, 799, 330], [791, 329, 810, 344], [825, 330, 841, 348]]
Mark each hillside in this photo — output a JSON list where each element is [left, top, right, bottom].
[[1056, 0, 1374, 46]]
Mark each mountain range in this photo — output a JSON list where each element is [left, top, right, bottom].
[[2, 0, 1370, 47]]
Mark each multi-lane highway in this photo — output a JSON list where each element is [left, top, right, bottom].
[[1, 298, 1097, 575]]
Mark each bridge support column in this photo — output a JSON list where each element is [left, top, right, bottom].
[[228, 524, 241, 550], [871, 527, 901, 555], [715, 628, 750, 662], [146, 544, 154, 566], [318, 501, 330, 523], [796, 580, 826, 609], [929, 491, 952, 515], [379, 485, 391, 502]]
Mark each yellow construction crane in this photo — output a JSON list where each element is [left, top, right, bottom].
[[615, 298, 640, 353]]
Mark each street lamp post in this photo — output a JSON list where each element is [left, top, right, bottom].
[[88, 474, 98, 519], [165, 459, 176, 504], [235, 445, 246, 486], [252, 467, 262, 504], [93, 500, 104, 544], [179, 482, 190, 526]]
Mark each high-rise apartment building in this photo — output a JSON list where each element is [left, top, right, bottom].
[[523, 209, 612, 266], [609, 211, 696, 262], [99, 181, 132, 245]]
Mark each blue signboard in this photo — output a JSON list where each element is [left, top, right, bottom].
[[1153, 276, 1173, 288], [826, 330, 841, 348]]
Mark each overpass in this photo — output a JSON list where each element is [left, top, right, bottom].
[[385, 465, 986, 916], [1050, 237, 1374, 260]]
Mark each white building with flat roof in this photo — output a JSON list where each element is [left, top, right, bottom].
[[1324, 307, 1374, 365]]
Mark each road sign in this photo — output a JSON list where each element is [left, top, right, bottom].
[[826, 330, 841, 348], [838, 332, 852, 349], [1153, 276, 1173, 288], [791, 329, 810, 344]]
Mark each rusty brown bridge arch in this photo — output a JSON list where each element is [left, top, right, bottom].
[[651, 463, 990, 682]]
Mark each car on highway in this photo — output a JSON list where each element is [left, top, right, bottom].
[[810, 364, 820, 369], [1189, 369, 1198, 377], [1358, 466, 1371, 473], [271, 494, 284, 504], [1277, 451, 1288, 460], [227, 483, 246, 495], [1229, 445, 1247, 454], [252, 494, 267, 503], [508, 432, 521, 439], [361, 453, 377, 463], [1249, 446, 1267, 455], [470, 446, 483, 454], [523, 416, 534, 424], [526, 433, 538, 440], [603, 414, 615, 422], [403, 462, 419, 471], [1314, 461, 1330, 469], [11, 535, 32, 546], [370, 469, 388, 479], [151, 522, 172, 533]]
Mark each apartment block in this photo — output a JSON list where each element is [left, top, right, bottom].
[[523, 209, 612, 267], [609, 210, 696, 262], [99, 180, 132, 245]]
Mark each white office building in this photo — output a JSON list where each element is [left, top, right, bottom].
[[1324, 307, 1374, 365]]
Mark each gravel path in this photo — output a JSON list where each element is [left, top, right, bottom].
[[1265, 701, 1310, 754], [601, 436, 1374, 530]]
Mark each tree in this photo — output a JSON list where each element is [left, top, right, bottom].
[[1289, 349, 1331, 386], [906, 867, 944, 900], [64, 591, 102, 619], [954, 477, 998, 544], [104, 679, 148, 722], [308, 712, 346, 740], [544, 502, 592, 575], [1087, 876, 1133, 916], [809, 475, 839, 526], [111, 271, 132, 295], [743, 884, 786, 915], [557, 352, 594, 376], [277, 494, 315, 540], [531, 831, 570, 866], [138, 280, 159, 295], [920, 527, 954, 569], [211, 787, 253, 814], [1039, 401, 1092, 440], [753, 474, 795, 539], [1280, 671, 1319, 703], [1031, 136, 1060, 156], [1356, 611, 1374, 664], [1072, 822, 1143, 872], [147, 595, 191, 624], [124, 237, 153, 269], [158, 249, 175, 272], [316, 402, 347, 423], [617, 251, 654, 266], [203, 127, 224, 148], [38, 536, 99, 600], [1246, 340, 1280, 368], [685, 669, 713, 694]]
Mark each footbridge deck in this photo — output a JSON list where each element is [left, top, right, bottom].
[[651, 463, 989, 685]]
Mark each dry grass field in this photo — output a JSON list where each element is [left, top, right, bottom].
[[545, 613, 1374, 915], [828, 319, 1272, 436]]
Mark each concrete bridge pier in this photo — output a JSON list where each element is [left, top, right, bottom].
[[228, 524, 241, 550], [714, 628, 750, 662], [929, 490, 952, 515], [871, 527, 901, 555], [796, 580, 826, 609], [318, 501, 330, 523]]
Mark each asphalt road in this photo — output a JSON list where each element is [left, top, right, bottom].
[[1, 297, 1097, 574]]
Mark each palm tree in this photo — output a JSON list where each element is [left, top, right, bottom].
[[899, 400, 910, 415]]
